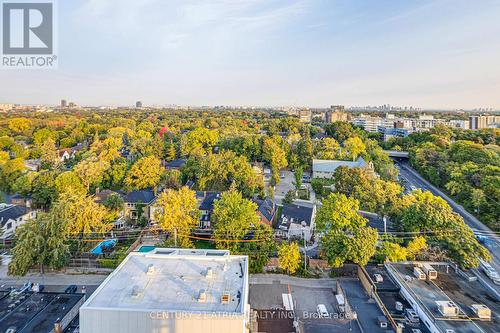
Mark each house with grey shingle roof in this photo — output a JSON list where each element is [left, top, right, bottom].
[[275, 202, 316, 243], [253, 198, 277, 227], [0, 204, 36, 239], [123, 189, 157, 221]]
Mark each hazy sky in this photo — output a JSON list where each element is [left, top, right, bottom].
[[1, 0, 500, 109]]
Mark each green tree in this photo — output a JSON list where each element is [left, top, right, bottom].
[[31, 171, 57, 209], [344, 137, 366, 161], [102, 158, 128, 189], [296, 135, 313, 168], [8, 117, 31, 134], [124, 155, 163, 190], [278, 242, 301, 274], [379, 241, 407, 262], [55, 171, 86, 195], [325, 121, 362, 142], [52, 192, 111, 237], [316, 193, 378, 267], [154, 187, 200, 248], [406, 236, 427, 260], [165, 143, 177, 161], [161, 169, 182, 189], [283, 190, 295, 204], [394, 190, 490, 268], [212, 190, 259, 252], [11, 172, 36, 196], [40, 138, 59, 169], [9, 212, 69, 276], [293, 167, 303, 191], [74, 157, 110, 191], [103, 193, 124, 211], [315, 138, 340, 160], [262, 137, 288, 185], [33, 128, 57, 147], [0, 158, 25, 192], [183, 151, 262, 197], [240, 225, 275, 273], [180, 128, 219, 156]]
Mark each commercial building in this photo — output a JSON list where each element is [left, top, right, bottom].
[[383, 262, 499, 333], [61, 99, 67, 108], [0, 288, 85, 333], [469, 115, 500, 129], [448, 119, 469, 129], [325, 105, 348, 123], [136, 101, 143, 108], [298, 109, 312, 123], [312, 156, 373, 179], [378, 126, 413, 141], [0, 103, 14, 111], [352, 114, 446, 134], [79, 248, 250, 333]]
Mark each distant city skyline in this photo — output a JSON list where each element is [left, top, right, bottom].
[[1, 0, 500, 109]]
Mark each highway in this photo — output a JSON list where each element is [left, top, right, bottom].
[[397, 161, 500, 297]]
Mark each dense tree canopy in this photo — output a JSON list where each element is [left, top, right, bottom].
[[212, 190, 260, 252], [316, 193, 378, 267], [392, 190, 491, 268]]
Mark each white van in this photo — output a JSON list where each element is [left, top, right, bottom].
[[480, 260, 500, 285], [317, 304, 329, 318]]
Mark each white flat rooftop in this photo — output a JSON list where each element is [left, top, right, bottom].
[[82, 248, 248, 314]]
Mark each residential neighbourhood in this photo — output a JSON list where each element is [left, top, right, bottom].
[[1, 1, 500, 333], [1, 106, 498, 333]]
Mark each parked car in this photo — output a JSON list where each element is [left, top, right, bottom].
[[317, 304, 329, 318], [65, 285, 78, 294]]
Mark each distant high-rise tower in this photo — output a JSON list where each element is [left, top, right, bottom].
[[136, 101, 143, 108], [61, 99, 67, 108], [298, 109, 311, 123], [326, 105, 348, 123]]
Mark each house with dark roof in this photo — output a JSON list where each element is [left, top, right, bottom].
[[164, 159, 187, 170], [253, 198, 277, 227], [123, 189, 157, 221], [196, 191, 221, 230], [10, 194, 32, 207], [275, 203, 316, 243], [0, 204, 36, 239], [94, 189, 124, 204]]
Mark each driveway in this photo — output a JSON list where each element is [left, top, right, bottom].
[[274, 170, 295, 203]]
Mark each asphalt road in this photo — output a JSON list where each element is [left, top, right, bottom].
[[397, 161, 500, 295]]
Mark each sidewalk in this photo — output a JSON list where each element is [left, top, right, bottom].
[[0, 271, 108, 286]]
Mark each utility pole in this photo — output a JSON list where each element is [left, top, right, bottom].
[[174, 227, 178, 247], [302, 227, 307, 272]]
